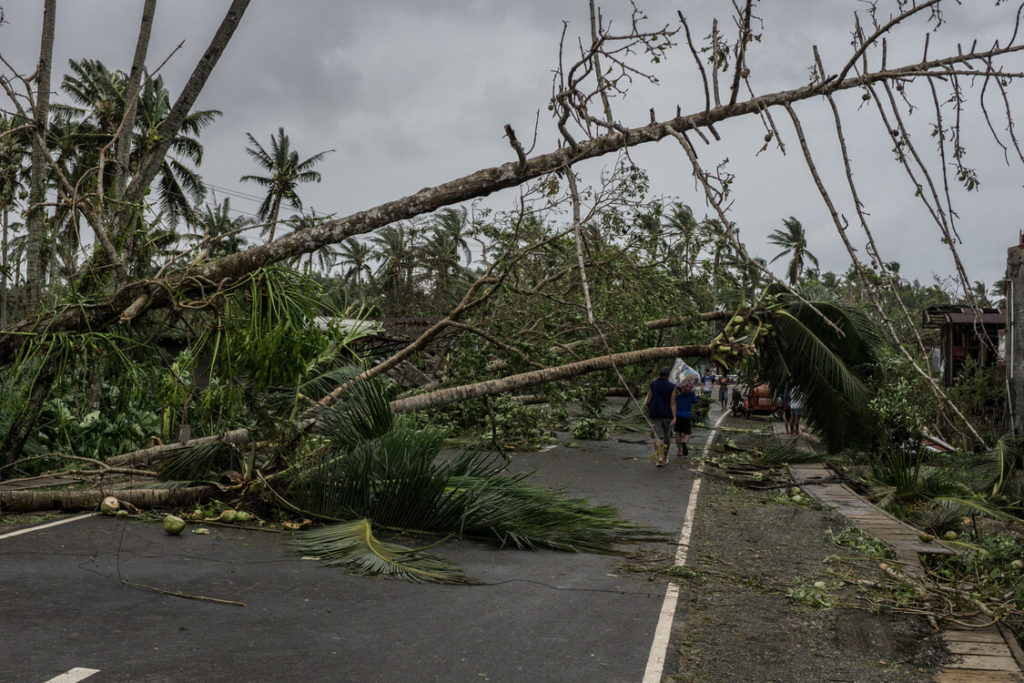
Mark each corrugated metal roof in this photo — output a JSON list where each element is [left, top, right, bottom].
[[922, 305, 1005, 327]]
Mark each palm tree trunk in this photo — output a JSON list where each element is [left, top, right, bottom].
[[0, 361, 57, 468], [113, 0, 156, 200], [0, 484, 216, 512], [388, 343, 710, 414], [24, 0, 55, 311], [267, 193, 282, 242], [1, 206, 8, 327], [46, 209, 61, 286], [121, 0, 250, 210]]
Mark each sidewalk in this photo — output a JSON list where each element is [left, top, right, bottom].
[[779, 422, 1024, 682]]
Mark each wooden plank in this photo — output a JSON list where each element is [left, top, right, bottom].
[[945, 631, 1008, 644], [946, 655, 1022, 671], [948, 642, 1018, 656], [999, 623, 1024, 671], [935, 671, 1024, 682]]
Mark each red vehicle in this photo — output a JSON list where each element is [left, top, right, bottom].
[[732, 383, 784, 420]]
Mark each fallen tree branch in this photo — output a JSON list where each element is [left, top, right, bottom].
[[388, 343, 710, 413]]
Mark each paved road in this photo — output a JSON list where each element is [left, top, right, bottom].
[[0, 426, 709, 683]]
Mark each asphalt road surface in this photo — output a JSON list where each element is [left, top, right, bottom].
[[1, 430, 704, 683]]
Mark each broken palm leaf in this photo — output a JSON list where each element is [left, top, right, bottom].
[[757, 442, 822, 467], [156, 442, 238, 481], [285, 518, 470, 584], [309, 376, 394, 449]]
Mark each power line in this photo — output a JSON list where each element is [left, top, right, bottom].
[[200, 181, 335, 223]]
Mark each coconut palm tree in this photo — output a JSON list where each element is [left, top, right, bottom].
[[768, 216, 818, 286], [751, 287, 883, 452], [422, 226, 468, 306], [240, 127, 333, 243], [0, 114, 28, 327], [131, 75, 219, 226], [55, 61, 218, 226], [285, 210, 338, 274], [370, 223, 416, 309], [430, 207, 473, 264], [192, 198, 252, 260], [662, 203, 700, 276], [339, 238, 373, 287], [989, 279, 1006, 308]]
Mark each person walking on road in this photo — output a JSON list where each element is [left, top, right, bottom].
[[718, 376, 728, 412], [645, 365, 676, 467], [670, 381, 700, 458], [787, 391, 803, 436], [702, 369, 715, 398]]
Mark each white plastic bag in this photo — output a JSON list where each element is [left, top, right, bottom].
[[669, 358, 700, 391]]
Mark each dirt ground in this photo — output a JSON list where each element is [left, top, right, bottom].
[[655, 473, 944, 682], [641, 419, 949, 682]]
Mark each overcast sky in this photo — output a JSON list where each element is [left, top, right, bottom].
[[1, 0, 1021, 293]]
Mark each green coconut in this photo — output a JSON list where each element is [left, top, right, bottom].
[[943, 530, 959, 541], [116, 509, 130, 518], [220, 510, 238, 523], [234, 511, 250, 523], [100, 496, 120, 514], [163, 514, 186, 535], [1011, 559, 1024, 571]]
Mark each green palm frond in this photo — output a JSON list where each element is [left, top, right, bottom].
[[287, 413, 660, 556], [930, 496, 1020, 522], [286, 519, 471, 584], [157, 442, 238, 481], [756, 442, 822, 467], [450, 474, 660, 552], [971, 435, 1024, 497], [758, 293, 882, 451], [308, 378, 396, 450]]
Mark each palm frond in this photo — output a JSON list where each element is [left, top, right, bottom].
[[450, 474, 662, 552], [285, 519, 471, 584], [308, 377, 395, 450], [288, 414, 661, 553], [156, 442, 238, 481], [930, 496, 1020, 522], [756, 442, 822, 467], [971, 435, 1024, 496], [759, 293, 882, 451]]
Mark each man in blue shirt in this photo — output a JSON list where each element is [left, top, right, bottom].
[[645, 365, 675, 467], [670, 381, 700, 457]]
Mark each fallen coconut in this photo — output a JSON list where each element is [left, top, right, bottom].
[[1011, 559, 1024, 571], [943, 530, 959, 541], [100, 496, 120, 514], [918, 533, 934, 543], [234, 511, 250, 523], [220, 510, 238, 523], [162, 514, 186, 535], [116, 509, 130, 518]]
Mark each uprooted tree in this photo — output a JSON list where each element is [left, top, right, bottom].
[[2, 0, 1022, 479]]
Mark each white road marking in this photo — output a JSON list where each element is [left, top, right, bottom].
[[642, 407, 728, 683], [0, 512, 97, 541], [44, 667, 100, 683]]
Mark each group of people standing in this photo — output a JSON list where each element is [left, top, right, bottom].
[[644, 366, 802, 467], [644, 365, 726, 467]]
